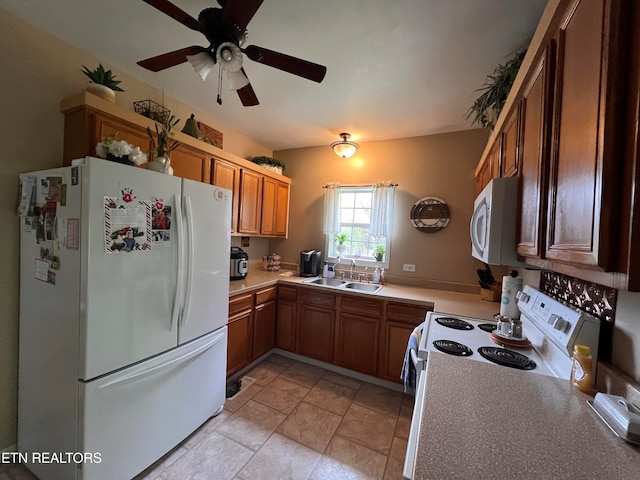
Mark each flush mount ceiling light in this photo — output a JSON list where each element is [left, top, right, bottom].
[[331, 133, 359, 158]]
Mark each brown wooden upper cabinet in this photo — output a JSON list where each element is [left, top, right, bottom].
[[62, 94, 291, 239], [544, 0, 625, 271], [516, 47, 554, 259], [64, 108, 210, 182], [475, 140, 499, 196], [479, 0, 640, 289], [261, 177, 290, 237], [212, 158, 240, 233], [500, 105, 521, 179], [237, 169, 263, 235], [170, 143, 211, 182]]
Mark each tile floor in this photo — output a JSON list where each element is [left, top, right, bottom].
[[1, 354, 413, 480]]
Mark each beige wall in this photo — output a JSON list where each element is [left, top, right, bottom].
[[0, 9, 273, 450], [271, 130, 492, 292]]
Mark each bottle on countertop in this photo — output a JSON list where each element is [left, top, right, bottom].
[[372, 267, 381, 284], [571, 344, 593, 394], [380, 268, 385, 285]]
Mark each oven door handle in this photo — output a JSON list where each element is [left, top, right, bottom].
[[403, 366, 428, 479]]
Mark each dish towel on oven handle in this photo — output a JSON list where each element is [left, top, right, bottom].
[[401, 323, 423, 395]]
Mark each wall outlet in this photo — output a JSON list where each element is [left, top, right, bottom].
[[403, 264, 416, 272]]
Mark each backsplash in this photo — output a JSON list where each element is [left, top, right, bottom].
[[540, 271, 617, 323], [540, 271, 616, 362]]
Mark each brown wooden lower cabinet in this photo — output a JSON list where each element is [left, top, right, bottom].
[[335, 312, 379, 376], [335, 296, 382, 376], [230, 283, 432, 384], [253, 286, 277, 359], [227, 292, 254, 377], [276, 285, 298, 352], [297, 304, 335, 363], [226, 308, 253, 377], [276, 300, 297, 351], [379, 302, 431, 383]]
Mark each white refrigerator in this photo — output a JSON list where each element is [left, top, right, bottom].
[[18, 157, 232, 480]]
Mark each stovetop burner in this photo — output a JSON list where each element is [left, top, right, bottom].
[[477, 346, 536, 370], [432, 340, 473, 356], [477, 323, 497, 333], [435, 317, 474, 330]]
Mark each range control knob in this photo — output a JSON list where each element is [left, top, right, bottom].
[[516, 291, 530, 303], [549, 314, 569, 332]]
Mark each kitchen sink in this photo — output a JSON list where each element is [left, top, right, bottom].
[[305, 277, 348, 287], [342, 282, 384, 293], [303, 277, 383, 294]]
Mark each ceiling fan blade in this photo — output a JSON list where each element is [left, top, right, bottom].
[[138, 46, 208, 72], [243, 45, 327, 83], [236, 69, 259, 106], [222, 0, 264, 32], [142, 0, 204, 33]]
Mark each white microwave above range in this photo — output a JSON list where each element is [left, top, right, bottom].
[[470, 176, 527, 267]]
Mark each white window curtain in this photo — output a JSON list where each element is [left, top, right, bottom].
[[323, 182, 342, 235], [369, 181, 396, 238]]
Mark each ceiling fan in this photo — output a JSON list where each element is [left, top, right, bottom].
[[137, 0, 327, 106]]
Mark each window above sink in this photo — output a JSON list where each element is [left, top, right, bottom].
[[323, 185, 394, 269]]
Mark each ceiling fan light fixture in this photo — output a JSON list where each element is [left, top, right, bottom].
[[216, 42, 244, 72], [215, 42, 249, 91], [227, 69, 250, 90], [186, 52, 216, 81], [331, 133, 359, 158]]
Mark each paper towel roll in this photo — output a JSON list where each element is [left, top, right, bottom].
[[500, 274, 523, 319]]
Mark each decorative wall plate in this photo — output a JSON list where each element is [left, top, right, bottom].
[[410, 197, 450, 233]]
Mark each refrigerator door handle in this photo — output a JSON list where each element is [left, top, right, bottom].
[[181, 195, 195, 327], [97, 330, 225, 389], [171, 194, 186, 331]]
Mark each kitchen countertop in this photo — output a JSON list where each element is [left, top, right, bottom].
[[414, 353, 640, 479], [228, 271, 499, 320]]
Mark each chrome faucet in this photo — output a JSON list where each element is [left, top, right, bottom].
[[349, 259, 356, 279]]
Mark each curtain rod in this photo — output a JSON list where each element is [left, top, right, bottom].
[[322, 182, 398, 188]]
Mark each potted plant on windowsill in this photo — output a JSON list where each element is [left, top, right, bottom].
[[334, 233, 348, 255], [250, 156, 287, 175], [81, 64, 124, 103], [373, 244, 385, 262]]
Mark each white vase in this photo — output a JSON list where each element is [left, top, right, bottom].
[[86, 83, 116, 103], [336, 243, 346, 255], [147, 155, 173, 175]]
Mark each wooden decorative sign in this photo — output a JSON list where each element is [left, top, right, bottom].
[[197, 122, 223, 149]]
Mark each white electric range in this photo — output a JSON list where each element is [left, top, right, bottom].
[[404, 285, 602, 480]]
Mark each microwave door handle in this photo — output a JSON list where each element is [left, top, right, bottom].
[[470, 201, 487, 255]]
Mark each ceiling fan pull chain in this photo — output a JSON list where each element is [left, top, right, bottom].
[[217, 66, 223, 105]]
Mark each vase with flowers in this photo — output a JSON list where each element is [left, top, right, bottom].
[[95, 134, 147, 166], [147, 114, 180, 175]]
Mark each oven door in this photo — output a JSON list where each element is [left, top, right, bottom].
[[403, 365, 428, 480]]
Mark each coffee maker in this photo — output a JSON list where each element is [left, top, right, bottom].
[[300, 250, 323, 277]]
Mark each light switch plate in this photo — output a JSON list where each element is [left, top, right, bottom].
[[403, 264, 416, 272]]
